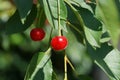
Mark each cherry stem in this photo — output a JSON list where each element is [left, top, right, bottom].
[[36, 5, 41, 27], [57, 0, 62, 36], [64, 54, 68, 80], [64, 52, 78, 79]]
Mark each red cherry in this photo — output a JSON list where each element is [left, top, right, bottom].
[[51, 36, 68, 51], [30, 28, 45, 41]]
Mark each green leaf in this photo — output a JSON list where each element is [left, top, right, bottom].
[[87, 42, 120, 80], [104, 49, 120, 80], [43, 60, 53, 80], [78, 7, 102, 47], [115, 0, 120, 14], [68, 0, 93, 13], [66, 1, 102, 47], [96, 0, 120, 47], [13, 0, 33, 18], [24, 48, 51, 80], [67, 3, 84, 33], [24, 5, 37, 27], [52, 72, 58, 80], [33, 60, 53, 80], [42, 0, 67, 31], [6, 10, 23, 34], [84, 26, 102, 47], [100, 32, 111, 43], [78, 7, 102, 31], [6, 5, 37, 34], [65, 0, 84, 28]]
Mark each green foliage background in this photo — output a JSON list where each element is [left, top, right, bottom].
[[0, 0, 120, 80]]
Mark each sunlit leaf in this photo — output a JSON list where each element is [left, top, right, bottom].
[[66, 1, 102, 47], [78, 7, 102, 47], [42, 0, 67, 31], [33, 60, 53, 80], [43, 60, 53, 80], [68, 0, 93, 13], [96, 0, 120, 47], [24, 48, 51, 80], [87, 42, 120, 80], [104, 49, 120, 79], [84, 26, 102, 47]]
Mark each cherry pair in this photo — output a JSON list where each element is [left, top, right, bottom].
[[30, 28, 68, 51]]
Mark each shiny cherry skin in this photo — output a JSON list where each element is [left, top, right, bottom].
[[51, 36, 68, 51], [30, 28, 45, 41]]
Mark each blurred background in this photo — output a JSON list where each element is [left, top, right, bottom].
[[0, 0, 109, 80]]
